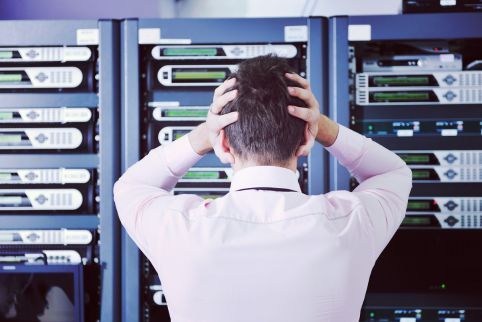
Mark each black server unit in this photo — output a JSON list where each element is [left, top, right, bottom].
[[0, 21, 120, 322], [329, 13, 482, 321], [121, 18, 327, 322]]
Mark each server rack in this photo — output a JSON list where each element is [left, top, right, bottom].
[[121, 17, 327, 322], [0, 20, 120, 322], [329, 13, 482, 321]]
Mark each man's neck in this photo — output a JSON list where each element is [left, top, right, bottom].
[[232, 157, 298, 175]]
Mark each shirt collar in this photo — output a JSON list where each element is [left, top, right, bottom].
[[229, 166, 302, 193]]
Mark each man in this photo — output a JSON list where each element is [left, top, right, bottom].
[[114, 55, 412, 322]]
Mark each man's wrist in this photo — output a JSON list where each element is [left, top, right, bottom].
[[316, 115, 339, 147], [188, 122, 212, 155]]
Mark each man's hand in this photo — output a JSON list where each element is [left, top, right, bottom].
[[208, 78, 238, 163], [286, 72, 320, 156], [286, 73, 339, 148], [188, 78, 239, 162]]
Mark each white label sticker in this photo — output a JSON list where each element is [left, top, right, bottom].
[[441, 129, 458, 136], [139, 28, 161, 44], [397, 129, 414, 137], [149, 101, 180, 107], [348, 25, 371, 41], [399, 318, 416, 322], [440, 54, 455, 62], [76, 29, 99, 45], [139, 28, 191, 45], [157, 38, 192, 45], [284, 25, 308, 42], [441, 0, 456, 6]]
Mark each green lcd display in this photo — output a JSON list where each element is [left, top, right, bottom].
[[0, 112, 14, 120], [173, 71, 227, 80], [0, 196, 22, 205], [373, 92, 430, 101], [408, 201, 431, 210], [0, 51, 14, 59], [200, 194, 222, 199], [164, 48, 217, 56], [400, 155, 430, 163], [184, 171, 221, 180], [373, 76, 429, 86], [0, 173, 12, 181], [164, 109, 208, 118], [402, 216, 432, 225], [412, 170, 431, 179], [173, 131, 189, 140], [0, 135, 22, 144], [0, 74, 22, 83]]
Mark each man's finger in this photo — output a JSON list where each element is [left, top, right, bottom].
[[213, 77, 236, 100], [211, 89, 237, 114], [215, 112, 239, 130], [288, 87, 317, 109], [288, 105, 316, 122], [213, 77, 236, 99], [285, 72, 310, 89]]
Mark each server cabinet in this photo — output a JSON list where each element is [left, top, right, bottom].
[[329, 13, 482, 321], [0, 20, 120, 322], [121, 17, 327, 322]]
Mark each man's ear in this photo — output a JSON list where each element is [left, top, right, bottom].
[[216, 129, 236, 164], [220, 129, 230, 153], [301, 123, 310, 145], [295, 123, 315, 157]]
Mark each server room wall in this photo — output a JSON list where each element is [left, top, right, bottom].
[[0, 8, 481, 322], [0, 0, 161, 19]]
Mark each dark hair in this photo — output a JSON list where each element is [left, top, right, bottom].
[[222, 55, 307, 165]]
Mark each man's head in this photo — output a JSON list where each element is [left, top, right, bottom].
[[221, 55, 307, 166]]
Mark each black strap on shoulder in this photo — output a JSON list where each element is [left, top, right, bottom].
[[236, 187, 297, 192]]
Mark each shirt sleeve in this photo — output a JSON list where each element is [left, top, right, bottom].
[[325, 125, 413, 258], [113, 135, 204, 261]]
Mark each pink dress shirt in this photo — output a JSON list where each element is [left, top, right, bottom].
[[114, 124, 412, 322]]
